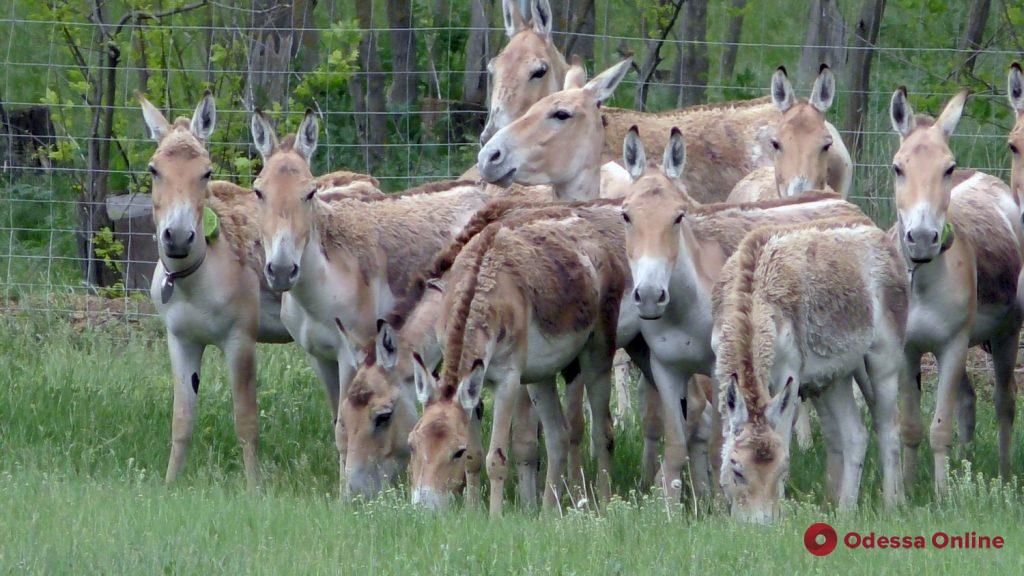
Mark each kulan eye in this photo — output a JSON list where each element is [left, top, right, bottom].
[[148, 165, 159, 178], [770, 139, 781, 151], [945, 164, 956, 177], [674, 212, 685, 224], [892, 165, 904, 177], [253, 188, 264, 201], [822, 141, 832, 152], [551, 109, 572, 121], [452, 448, 466, 460], [374, 411, 393, 428], [1010, 142, 1020, 155], [621, 212, 631, 224], [530, 65, 548, 80], [201, 169, 212, 180]]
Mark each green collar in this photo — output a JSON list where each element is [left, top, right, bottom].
[[203, 206, 220, 241], [939, 221, 954, 253]]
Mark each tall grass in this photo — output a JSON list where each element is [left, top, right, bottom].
[[1, 313, 1023, 573]]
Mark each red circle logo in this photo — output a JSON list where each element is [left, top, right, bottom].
[[804, 523, 838, 556]]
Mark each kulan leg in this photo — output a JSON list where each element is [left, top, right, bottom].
[[990, 332, 1020, 479], [685, 375, 713, 500], [584, 367, 615, 503], [930, 334, 970, 497], [510, 381, 540, 511], [821, 380, 868, 510], [638, 375, 663, 490], [810, 393, 842, 502], [864, 354, 905, 508], [222, 334, 262, 491], [165, 333, 204, 484], [956, 373, 977, 458], [898, 351, 925, 494], [486, 378, 520, 517], [563, 373, 586, 497], [649, 358, 690, 502], [527, 382, 570, 512]]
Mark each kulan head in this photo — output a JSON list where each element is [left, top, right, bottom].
[[1006, 63, 1024, 215], [620, 126, 695, 320], [341, 321, 421, 500], [889, 86, 968, 263], [477, 58, 632, 188], [769, 65, 836, 197], [406, 359, 484, 509], [138, 91, 216, 264], [719, 374, 798, 523], [480, 0, 564, 145], [250, 109, 320, 291]]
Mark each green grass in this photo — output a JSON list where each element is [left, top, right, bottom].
[[2, 312, 1024, 574]]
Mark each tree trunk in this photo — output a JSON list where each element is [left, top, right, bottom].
[[387, 0, 418, 107], [798, 0, 846, 89], [0, 99, 10, 171], [349, 0, 388, 170], [79, 39, 119, 288], [633, 0, 684, 110], [246, 1, 294, 108], [844, 0, 887, 163], [560, 0, 596, 60], [462, 0, 490, 106], [677, 0, 709, 107], [958, 0, 991, 77], [718, 0, 747, 85]]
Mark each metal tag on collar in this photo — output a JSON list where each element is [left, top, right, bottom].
[[161, 274, 175, 304]]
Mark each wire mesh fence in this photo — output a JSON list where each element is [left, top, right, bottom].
[[2, 0, 1022, 336]]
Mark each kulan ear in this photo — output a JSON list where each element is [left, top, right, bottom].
[[770, 66, 796, 113], [622, 125, 646, 181], [502, 0, 527, 37], [137, 92, 171, 141], [583, 57, 632, 106], [663, 127, 686, 180], [190, 90, 216, 141], [766, 376, 796, 429], [295, 108, 319, 162], [250, 111, 278, 161], [889, 87, 916, 140], [935, 89, 969, 139], [456, 359, 486, 412], [809, 64, 835, 113], [412, 353, 438, 406], [376, 320, 398, 371], [530, 0, 552, 39], [724, 375, 748, 434], [1009, 63, 1024, 115], [564, 54, 587, 90]]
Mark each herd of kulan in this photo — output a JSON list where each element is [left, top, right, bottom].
[[134, 0, 1024, 522]]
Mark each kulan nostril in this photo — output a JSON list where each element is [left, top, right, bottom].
[[931, 231, 939, 244], [266, 262, 275, 276], [489, 150, 502, 163], [906, 231, 915, 244], [290, 264, 299, 278], [658, 289, 667, 304], [162, 229, 172, 242], [187, 230, 195, 243], [633, 290, 641, 303]]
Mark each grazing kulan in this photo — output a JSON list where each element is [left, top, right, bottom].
[[889, 87, 1023, 493], [726, 65, 850, 202], [409, 203, 635, 515], [713, 219, 908, 522], [249, 110, 493, 493], [619, 128, 869, 499]]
